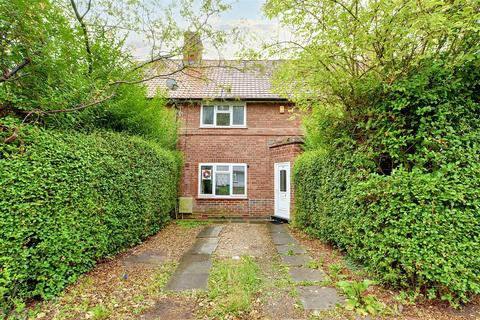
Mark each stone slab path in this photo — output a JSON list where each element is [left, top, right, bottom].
[[268, 222, 344, 313], [166, 225, 223, 291]]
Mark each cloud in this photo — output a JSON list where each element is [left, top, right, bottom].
[[124, 1, 291, 60]]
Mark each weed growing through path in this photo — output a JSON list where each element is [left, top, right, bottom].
[[337, 280, 384, 316], [207, 256, 262, 318], [306, 259, 322, 269]]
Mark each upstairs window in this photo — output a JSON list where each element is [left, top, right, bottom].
[[199, 163, 247, 198], [201, 103, 246, 127]]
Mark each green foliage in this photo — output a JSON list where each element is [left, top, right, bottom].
[[175, 220, 211, 229], [0, 123, 181, 314], [294, 57, 480, 305], [90, 305, 111, 320], [208, 256, 262, 318], [1, 0, 234, 127], [75, 85, 177, 150], [305, 260, 321, 270], [265, 0, 479, 112], [0, 0, 130, 116], [337, 280, 384, 316]]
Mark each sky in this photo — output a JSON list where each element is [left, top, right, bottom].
[[125, 0, 289, 60]]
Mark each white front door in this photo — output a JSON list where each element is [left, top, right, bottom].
[[274, 162, 291, 220]]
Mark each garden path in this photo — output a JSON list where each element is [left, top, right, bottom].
[[162, 222, 343, 319]]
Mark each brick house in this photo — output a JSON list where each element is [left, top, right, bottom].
[[146, 41, 303, 220]]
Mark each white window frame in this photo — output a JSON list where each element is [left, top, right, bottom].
[[200, 102, 247, 128], [198, 163, 248, 199]]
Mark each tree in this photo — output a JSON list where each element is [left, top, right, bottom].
[[0, 0, 232, 139], [261, 0, 479, 137]]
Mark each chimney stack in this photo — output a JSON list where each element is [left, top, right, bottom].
[[183, 32, 203, 65]]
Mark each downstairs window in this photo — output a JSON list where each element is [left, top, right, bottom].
[[199, 163, 247, 198]]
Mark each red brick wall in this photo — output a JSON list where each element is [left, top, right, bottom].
[[177, 101, 303, 218]]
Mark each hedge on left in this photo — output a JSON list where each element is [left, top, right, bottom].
[[0, 125, 181, 312]]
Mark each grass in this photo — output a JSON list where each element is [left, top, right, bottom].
[[175, 219, 211, 229], [89, 305, 110, 320], [206, 256, 263, 318]]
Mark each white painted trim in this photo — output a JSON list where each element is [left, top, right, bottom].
[[198, 163, 248, 198], [200, 101, 247, 128]]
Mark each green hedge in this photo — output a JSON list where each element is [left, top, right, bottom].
[[294, 58, 480, 304], [294, 151, 480, 303], [0, 127, 181, 312]]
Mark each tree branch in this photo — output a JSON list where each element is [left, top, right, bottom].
[[131, 53, 178, 72], [80, 0, 92, 20], [0, 58, 31, 83], [70, 0, 93, 75], [19, 94, 115, 119]]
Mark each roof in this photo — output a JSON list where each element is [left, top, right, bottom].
[[144, 60, 286, 100]]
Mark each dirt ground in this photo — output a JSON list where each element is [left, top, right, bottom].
[[31, 223, 204, 320], [23, 221, 480, 320], [215, 223, 273, 258], [289, 226, 480, 320]]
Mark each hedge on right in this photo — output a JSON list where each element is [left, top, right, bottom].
[[293, 57, 480, 304]]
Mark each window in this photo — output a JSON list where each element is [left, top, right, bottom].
[[200, 103, 246, 127], [199, 163, 247, 197], [280, 170, 287, 192]]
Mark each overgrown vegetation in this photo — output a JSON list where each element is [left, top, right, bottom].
[[207, 257, 262, 318], [175, 220, 211, 229], [294, 58, 480, 305], [0, 0, 209, 314], [0, 121, 181, 312], [337, 280, 384, 316], [264, 0, 480, 306]]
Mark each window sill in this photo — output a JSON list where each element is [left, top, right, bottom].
[[199, 126, 248, 129], [197, 196, 248, 200]]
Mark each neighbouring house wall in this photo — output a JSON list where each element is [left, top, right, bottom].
[[177, 101, 303, 218]]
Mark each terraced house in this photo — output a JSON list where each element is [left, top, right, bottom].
[[147, 35, 303, 220]]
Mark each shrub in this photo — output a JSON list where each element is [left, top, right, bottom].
[[72, 85, 177, 150], [293, 58, 480, 304], [0, 123, 181, 313]]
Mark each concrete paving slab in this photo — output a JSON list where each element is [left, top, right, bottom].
[[166, 272, 209, 291], [179, 253, 210, 263], [165, 224, 222, 292], [197, 226, 224, 238], [280, 254, 312, 267], [297, 286, 344, 311], [268, 224, 287, 233], [272, 232, 297, 245], [176, 259, 212, 274], [289, 267, 325, 283], [249, 220, 271, 224], [189, 238, 219, 255], [276, 244, 307, 255]]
